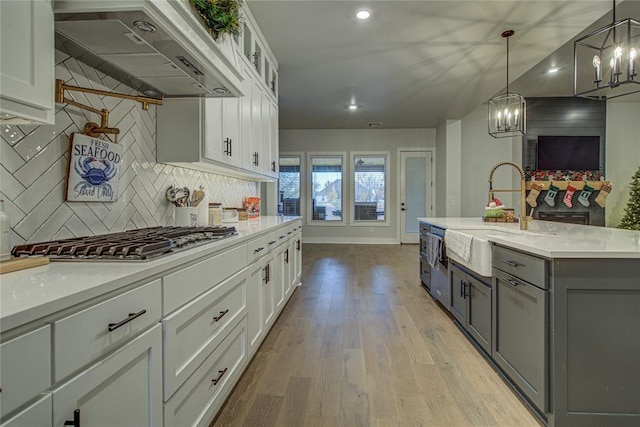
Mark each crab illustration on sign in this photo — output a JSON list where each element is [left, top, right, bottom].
[[65, 133, 122, 202]]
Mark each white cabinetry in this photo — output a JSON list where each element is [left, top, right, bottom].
[[52, 324, 163, 427], [203, 98, 241, 167], [0, 0, 54, 124], [1, 394, 51, 427]]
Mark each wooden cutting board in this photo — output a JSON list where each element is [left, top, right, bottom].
[[0, 257, 50, 274]]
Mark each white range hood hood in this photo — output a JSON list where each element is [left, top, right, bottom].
[[54, 0, 243, 99]]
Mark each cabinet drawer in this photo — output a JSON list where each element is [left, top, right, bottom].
[[247, 234, 272, 263], [54, 280, 161, 382], [163, 271, 247, 400], [0, 325, 51, 418], [1, 394, 51, 427], [492, 245, 547, 288], [164, 317, 247, 427], [163, 244, 247, 314]]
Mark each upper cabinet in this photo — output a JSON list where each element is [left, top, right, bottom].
[[0, 0, 55, 124], [156, 2, 279, 180]]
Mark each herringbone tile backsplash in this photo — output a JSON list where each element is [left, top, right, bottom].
[[0, 50, 258, 246]]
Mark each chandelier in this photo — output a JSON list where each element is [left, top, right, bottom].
[[574, 0, 640, 99], [488, 30, 526, 138]]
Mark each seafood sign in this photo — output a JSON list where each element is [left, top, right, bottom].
[[65, 133, 122, 202]]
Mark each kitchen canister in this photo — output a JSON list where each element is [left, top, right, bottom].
[[175, 207, 199, 227], [222, 208, 239, 223], [208, 203, 223, 226], [0, 200, 11, 261], [197, 191, 209, 226]]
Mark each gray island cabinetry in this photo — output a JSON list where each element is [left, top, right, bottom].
[[418, 218, 640, 427]]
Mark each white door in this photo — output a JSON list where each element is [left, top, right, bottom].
[[400, 151, 433, 244]]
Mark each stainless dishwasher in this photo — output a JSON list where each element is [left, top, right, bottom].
[[491, 245, 548, 413], [428, 226, 449, 309]]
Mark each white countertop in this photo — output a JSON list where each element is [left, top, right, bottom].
[[419, 217, 640, 259], [0, 216, 300, 334]]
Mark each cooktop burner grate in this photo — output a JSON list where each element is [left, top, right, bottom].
[[11, 226, 238, 261]]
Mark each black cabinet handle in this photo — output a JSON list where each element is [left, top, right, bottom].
[[271, 161, 276, 172], [108, 309, 146, 332], [254, 247, 264, 253], [64, 409, 80, 427], [296, 240, 301, 251], [285, 249, 289, 264], [223, 138, 231, 156], [267, 264, 270, 282], [268, 240, 277, 245], [287, 231, 292, 235], [279, 235, 286, 239], [211, 368, 228, 385], [502, 260, 520, 267], [229, 138, 232, 156], [213, 309, 229, 322], [505, 277, 520, 287]]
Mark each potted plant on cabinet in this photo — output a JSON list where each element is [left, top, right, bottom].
[[189, 0, 243, 41]]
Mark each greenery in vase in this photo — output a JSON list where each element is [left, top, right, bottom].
[[189, 0, 243, 40], [618, 166, 640, 231]]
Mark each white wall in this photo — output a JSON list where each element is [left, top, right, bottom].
[[279, 129, 435, 243], [445, 120, 462, 217], [459, 104, 519, 217], [605, 99, 640, 227]]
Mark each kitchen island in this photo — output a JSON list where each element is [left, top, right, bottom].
[[0, 216, 302, 427], [419, 217, 640, 427]]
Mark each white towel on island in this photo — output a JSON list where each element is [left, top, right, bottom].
[[425, 233, 441, 267], [445, 229, 473, 262]]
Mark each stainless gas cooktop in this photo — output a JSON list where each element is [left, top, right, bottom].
[[11, 226, 237, 262]]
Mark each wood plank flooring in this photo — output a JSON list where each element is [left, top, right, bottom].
[[212, 244, 541, 427]]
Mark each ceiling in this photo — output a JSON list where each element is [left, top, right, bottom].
[[247, 0, 639, 129]]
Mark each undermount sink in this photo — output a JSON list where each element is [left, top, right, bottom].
[[447, 229, 494, 277]]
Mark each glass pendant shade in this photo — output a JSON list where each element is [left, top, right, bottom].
[[574, 17, 640, 99], [488, 93, 526, 138]]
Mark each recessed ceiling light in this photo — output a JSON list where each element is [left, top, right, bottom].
[[355, 9, 371, 20], [548, 67, 560, 74], [348, 104, 358, 110]]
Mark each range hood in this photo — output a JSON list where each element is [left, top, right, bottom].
[[54, 0, 243, 99]]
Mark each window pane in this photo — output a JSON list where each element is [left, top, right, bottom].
[[311, 157, 342, 221], [279, 157, 300, 216], [354, 156, 386, 221]]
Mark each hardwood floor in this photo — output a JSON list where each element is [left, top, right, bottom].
[[212, 244, 541, 427]]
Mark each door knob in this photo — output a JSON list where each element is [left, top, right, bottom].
[[401, 208, 407, 211]]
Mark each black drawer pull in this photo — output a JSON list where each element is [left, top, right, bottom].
[[64, 409, 80, 427], [268, 240, 277, 245], [254, 247, 264, 253], [296, 240, 301, 251], [213, 309, 229, 322], [211, 368, 228, 385], [108, 309, 147, 332], [502, 260, 520, 267], [287, 231, 292, 235], [505, 278, 520, 287], [279, 235, 286, 239]]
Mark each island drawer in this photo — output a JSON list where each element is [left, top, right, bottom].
[[0, 325, 51, 418], [248, 233, 273, 262], [53, 279, 161, 382], [163, 244, 247, 315], [164, 316, 247, 427], [163, 271, 247, 400], [492, 246, 547, 289]]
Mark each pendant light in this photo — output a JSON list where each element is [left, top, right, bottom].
[[574, 0, 640, 99], [488, 30, 526, 138]]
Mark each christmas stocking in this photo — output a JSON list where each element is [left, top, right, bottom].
[[563, 184, 577, 208], [578, 184, 595, 207], [595, 183, 612, 208], [526, 182, 544, 207], [544, 184, 559, 207]]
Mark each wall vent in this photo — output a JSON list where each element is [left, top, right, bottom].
[[368, 122, 383, 128]]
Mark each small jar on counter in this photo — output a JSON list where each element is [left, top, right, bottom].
[[238, 209, 248, 221], [208, 203, 223, 226]]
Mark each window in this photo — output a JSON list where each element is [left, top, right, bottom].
[[278, 156, 301, 216], [352, 154, 388, 222], [310, 155, 344, 222]]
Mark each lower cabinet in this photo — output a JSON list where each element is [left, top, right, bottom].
[[247, 261, 264, 355], [52, 324, 163, 427], [164, 317, 247, 427], [449, 263, 492, 355], [274, 243, 288, 312], [492, 268, 547, 412], [0, 394, 51, 427]]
